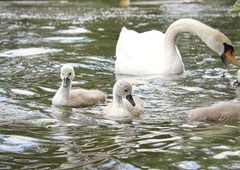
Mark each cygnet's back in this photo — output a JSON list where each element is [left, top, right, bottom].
[[188, 102, 240, 122], [52, 64, 107, 107], [104, 79, 144, 121]]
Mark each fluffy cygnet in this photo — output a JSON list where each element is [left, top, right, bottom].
[[188, 102, 240, 122], [104, 79, 144, 121], [52, 64, 107, 107], [233, 69, 240, 86]]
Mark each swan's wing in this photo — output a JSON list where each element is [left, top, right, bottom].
[[116, 28, 165, 61], [115, 27, 168, 75]]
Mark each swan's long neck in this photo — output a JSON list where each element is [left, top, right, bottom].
[[164, 18, 227, 69]]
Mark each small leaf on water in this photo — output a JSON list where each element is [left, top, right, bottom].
[[232, 0, 240, 12]]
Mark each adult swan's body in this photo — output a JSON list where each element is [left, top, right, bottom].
[[115, 18, 240, 75]]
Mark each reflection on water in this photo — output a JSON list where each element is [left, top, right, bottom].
[[0, 47, 63, 57], [0, 0, 239, 169]]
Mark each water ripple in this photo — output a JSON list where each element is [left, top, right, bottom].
[[0, 1, 239, 169]]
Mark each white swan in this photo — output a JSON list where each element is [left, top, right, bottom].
[[104, 79, 144, 121], [52, 64, 107, 107], [115, 18, 240, 75], [188, 102, 240, 122]]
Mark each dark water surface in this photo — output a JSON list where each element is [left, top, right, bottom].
[[0, 0, 239, 169]]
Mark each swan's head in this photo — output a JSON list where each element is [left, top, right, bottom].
[[114, 79, 136, 106], [209, 31, 240, 69], [60, 64, 75, 88], [220, 42, 240, 69]]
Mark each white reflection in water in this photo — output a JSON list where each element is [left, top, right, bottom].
[[11, 89, 35, 96], [0, 135, 37, 152], [213, 151, 240, 159], [173, 161, 201, 170], [0, 48, 62, 57], [57, 27, 91, 34], [43, 37, 93, 43]]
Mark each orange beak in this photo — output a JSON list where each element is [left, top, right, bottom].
[[224, 49, 240, 67]]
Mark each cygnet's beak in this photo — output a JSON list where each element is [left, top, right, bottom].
[[221, 44, 240, 69], [233, 80, 240, 86], [63, 77, 70, 88], [126, 94, 136, 106]]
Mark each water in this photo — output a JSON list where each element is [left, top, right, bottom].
[[0, 0, 239, 169]]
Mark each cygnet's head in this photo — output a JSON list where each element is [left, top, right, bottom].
[[60, 64, 75, 88], [114, 79, 135, 106], [237, 69, 240, 83]]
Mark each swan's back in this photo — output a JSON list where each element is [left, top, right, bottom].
[[116, 27, 165, 60], [188, 102, 240, 122], [115, 27, 166, 75]]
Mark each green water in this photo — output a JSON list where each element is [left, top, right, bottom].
[[0, 0, 239, 169]]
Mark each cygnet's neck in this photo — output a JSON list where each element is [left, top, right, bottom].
[[112, 91, 125, 108], [58, 80, 72, 97]]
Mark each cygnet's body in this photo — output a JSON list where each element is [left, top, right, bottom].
[[104, 79, 144, 121], [52, 65, 107, 107], [188, 102, 240, 122]]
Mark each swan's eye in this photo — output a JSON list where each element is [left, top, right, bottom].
[[124, 89, 128, 92], [69, 73, 71, 76], [223, 43, 234, 53]]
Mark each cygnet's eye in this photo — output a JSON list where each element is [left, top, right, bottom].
[[68, 73, 72, 76], [124, 89, 128, 92]]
